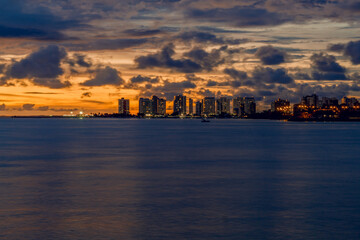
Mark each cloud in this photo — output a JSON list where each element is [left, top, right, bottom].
[[0, 103, 5, 111], [255, 45, 287, 65], [140, 80, 197, 99], [81, 92, 92, 98], [327, 43, 346, 52], [7, 45, 66, 79], [186, 6, 290, 27], [80, 66, 124, 86], [22, 104, 35, 110], [328, 40, 360, 65], [130, 75, 160, 84], [135, 44, 236, 73], [66, 38, 150, 51], [32, 78, 71, 89], [183, 47, 226, 71], [123, 28, 163, 36], [0, 0, 83, 40], [69, 54, 93, 68], [3, 45, 71, 88], [310, 53, 347, 80], [223, 68, 248, 81], [343, 41, 360, 65], [135, 43, 202, 73], [38, 106, 49, 111], [175, 31, 248, 45], [252, 67, 294, 84]]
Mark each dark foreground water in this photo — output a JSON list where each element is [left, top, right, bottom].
[[1, 119, 360, 240]]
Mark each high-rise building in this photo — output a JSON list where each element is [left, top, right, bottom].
[[342, 97, 358, 107], [139, 98, 152, 115], [158, 98, 166, 115], [203, 97, 216, 116], [233, 97, 244, 116], [216, 97, 231, 115], [301, 94, 319, 107], [233, 97, 256, 116], [173, 95, 186, 115], [321, 97, 338, 107], [118, 98, 130, 115], [271, 98, 291, 114], [189, 98, 193, 115], [152, 96, 160, 115], [195, 101, 203, 116], [244, 97, 256, 115], [151, 96, 166, 116]]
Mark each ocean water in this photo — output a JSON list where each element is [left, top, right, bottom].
[[1, 118, 360, 240]]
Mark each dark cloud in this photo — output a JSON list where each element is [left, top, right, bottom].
[[252, 67, 294, 84], [310, 53, 347, 80], [4, 45, 71, 88], [32, 78, 71, 89], [186, 6, 290, 27], [81, 92, 92, 98], [184, 73, 205, 82], [81, 66, 124, 86], [0, 0, 84, 40], [38, 106, 49, 111], [184, 47, 226, 71], [327, 43, 346, 52], [255, 45, 287, 65], [135, 43, 202, 73], [130, 75, 160, 84], [70, 54, 92, 68], [328, 40, 360, 65], [344, 41, 360, 65], [311, 53, 346, 73], [67, 38, 150, 51], [123, 28, 163, 36], [223, 68, 248, 81], [7, 45, 66, 79], [22, 103, 35, 110], [140, 80, 197, 99], [175, 31, 248, 45]]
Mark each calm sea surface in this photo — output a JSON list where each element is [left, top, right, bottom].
[[1, 118, 360, 240]]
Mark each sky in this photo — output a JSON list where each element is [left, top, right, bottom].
[[0, 0, 360, 115]]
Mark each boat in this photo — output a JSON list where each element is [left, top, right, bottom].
[[201, 118, 210, 122]]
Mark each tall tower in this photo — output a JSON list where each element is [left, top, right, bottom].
[[118, 98, 130, 115], [173, 95, 186, 115], [189, 98, 193, 115], [139, 98, 152, 115], [203, 97, 216, 116]]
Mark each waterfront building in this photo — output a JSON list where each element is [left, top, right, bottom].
[[301, 94, 319, 107], [139, 98, 152, 115], [152, 96, 166, 116], [118, 98, 130, 115], [216, 97, 231, 115], [189, 98, 193, 115], [173, 95, 186, 115], [320, 97, 339, 107], [195, 101, 203, 116], [341, 97, 359, 107], [271, 98, 291, 114], [203, 97, 216, 116], [158, 98, 166, 116], [244, 97, 256, 115], [233, 97, 244, 116]]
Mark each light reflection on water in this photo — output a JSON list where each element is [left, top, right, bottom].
[[1, 119, 360, 239]]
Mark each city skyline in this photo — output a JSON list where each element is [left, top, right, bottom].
[[0, 1, 360, 115], [115, 94, 359, 120]]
